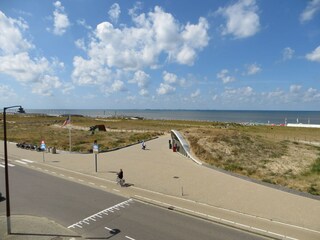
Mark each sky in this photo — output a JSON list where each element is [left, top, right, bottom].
[[0, 0, 320, 110]]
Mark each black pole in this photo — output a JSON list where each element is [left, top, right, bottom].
[[3, 105, 23, 235], [3, 108, 11, 234]]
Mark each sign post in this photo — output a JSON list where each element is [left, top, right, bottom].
[[93, 140, 99, 172]]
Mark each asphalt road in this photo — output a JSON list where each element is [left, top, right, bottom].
[[0, 162, 269, 240]]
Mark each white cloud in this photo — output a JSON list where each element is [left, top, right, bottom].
[[300, 0, 320, 23], [220, 86, 255, 105], [282, 47, 295, 61], [110, 79, 126, 92], [156, 71, 187, 96], [157, 83, 176, 95], [0, 11, 33, 54], [31, 75, 62, 96], [75, 38, 86, 51], [290, 85, 302, 93], [191, 89, 200, 98], [139, 88, 149, 96], [217, 0, 260, 39], [217, 69, 235, 84], [163, 71, 186, 86], [74, 5, 209, 78], [0, 84, 16, 99], [72, 56, 112, 85], [108, 3, 121, 23], [129, 70, 149, 88], [306, 46, 320, 62], [163, 71, 178, 84], [52, 1, 70, 35], [77, 19, 92, 30], [303, 88, 320, 102], [0, 12, 63, 96], [0, 53, 50, 82], [246, 63, 261, 75], [61, 83, 74, 94], [129, 70, 150, 96]]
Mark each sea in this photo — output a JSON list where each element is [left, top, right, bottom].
[[25, 109, 320, 125]]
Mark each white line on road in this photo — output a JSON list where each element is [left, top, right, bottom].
[[68, 199, 133, 229], [0, 163, 15, 167], [125, 236, 136, 240], [15, 160, 27, 165], [21, 159, 34, 163], [104, 226, 113, 231], [134, 195, 300, 240]]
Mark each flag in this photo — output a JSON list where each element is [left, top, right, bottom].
[[62, 116, 70, 127]]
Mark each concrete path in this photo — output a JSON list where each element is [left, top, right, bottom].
[[1, 135, 320, 240]]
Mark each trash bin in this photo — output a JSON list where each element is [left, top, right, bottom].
[[52, 147, 56, 154]]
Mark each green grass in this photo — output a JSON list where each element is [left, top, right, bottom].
[[311, 158, 320, 174], [2, 113, 320, 195]]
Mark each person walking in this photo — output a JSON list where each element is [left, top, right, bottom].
[[117, 169, 125, 186]]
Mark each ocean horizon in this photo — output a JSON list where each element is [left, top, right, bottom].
[[25, 109, 320, 125]]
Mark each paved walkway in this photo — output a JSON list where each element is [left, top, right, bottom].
[[1, 135, 320, 240]]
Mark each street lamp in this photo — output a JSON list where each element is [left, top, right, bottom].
[[3, 105, 25, 234]]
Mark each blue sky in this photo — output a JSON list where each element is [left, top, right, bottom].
[[0, 0, 320, 110]]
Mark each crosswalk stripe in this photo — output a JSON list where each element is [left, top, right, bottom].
[[15, 160, 27, 165], [21, 159, 34, 163], [0, 163, 15, 167]]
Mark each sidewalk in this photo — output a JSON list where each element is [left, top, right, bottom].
[[0, 215, 83, 240], [1, 135, 320, 240]]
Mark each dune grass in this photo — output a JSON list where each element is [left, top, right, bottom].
[[1, 113, 319, 195]]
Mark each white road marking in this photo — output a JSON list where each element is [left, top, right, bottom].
[[104, 226, 113, 231], [0, 162, 15, 167], [125, 236, 135, 240], [15, 160, 27, 165], [21, 159, 34, 163], [68, 199, 133, 229], [134, 195, 300, 240]]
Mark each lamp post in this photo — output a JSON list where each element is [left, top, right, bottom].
[[3, 105, 24, 234]]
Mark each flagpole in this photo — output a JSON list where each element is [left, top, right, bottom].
[[69, 115, 71, 152]]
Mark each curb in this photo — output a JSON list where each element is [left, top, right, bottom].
[[132, 195, 298, 240]]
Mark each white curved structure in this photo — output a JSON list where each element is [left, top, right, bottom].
[[171, 130, 202, 165]]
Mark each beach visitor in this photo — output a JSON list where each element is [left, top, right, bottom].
[[141, 140, 146, 150], [117, 169, 124, 186], [118, 169, 123, 180]]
